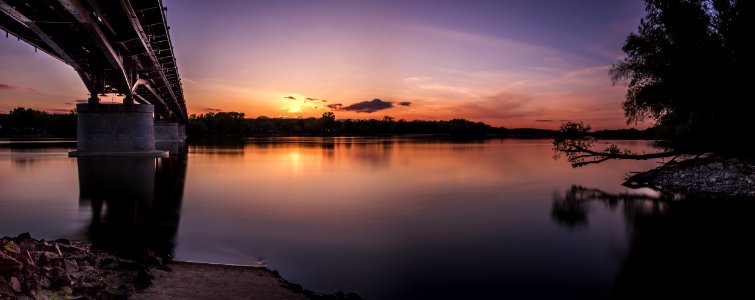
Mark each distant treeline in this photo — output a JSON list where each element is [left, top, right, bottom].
[[0, 107, 655, 139], [187, 112, 497, 136], [0, 107, 76, 137], [186, 111, 656, 139]]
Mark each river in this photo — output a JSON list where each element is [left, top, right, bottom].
[[1, 137, 753, 299]]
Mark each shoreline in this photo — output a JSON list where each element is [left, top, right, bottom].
[[624, 154, 755, 199], [1, 234, 361, 300]]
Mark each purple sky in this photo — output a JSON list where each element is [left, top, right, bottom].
[[0, 0, 647, 129]]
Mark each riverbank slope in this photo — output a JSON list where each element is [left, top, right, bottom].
[[624, 155, 755, 198]]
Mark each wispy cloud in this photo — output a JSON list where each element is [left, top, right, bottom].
[[403, 76, 431, 83], [0, 83, 42, 93], [402, 22, 555, 56], [450, 91, 535, 120], [0, 83, 18, 90], [305, 97, 327, 103], [203, 108, 223, 112]]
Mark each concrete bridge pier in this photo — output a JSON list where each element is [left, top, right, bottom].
[[155, 122, 184, 141], [69, 103, 168, 157], [155, 122, 188, 155]]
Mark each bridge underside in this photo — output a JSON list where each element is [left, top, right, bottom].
[[0, 0, 187, 123]]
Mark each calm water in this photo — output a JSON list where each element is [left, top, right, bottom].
[[1, 138, 753, 299]]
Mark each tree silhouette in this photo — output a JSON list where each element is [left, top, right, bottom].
[[610, 0, 753, 155], [555, 1, 752, 165], [0, 107, 77, 137], [320, 111, 336, 130]]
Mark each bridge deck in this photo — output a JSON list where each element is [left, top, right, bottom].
[[0, 0, 187, 122]]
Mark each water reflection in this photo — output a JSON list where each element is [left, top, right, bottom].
[[8, 138, 731, 299], [552, 186, 675, 229], [552, 186, 755, 298], [1, 140, 74, 168], [77, 153, 187, 258], [177, 139, 662, 299]]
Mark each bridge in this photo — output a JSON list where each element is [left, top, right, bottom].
[[1, 0, 187, 156]]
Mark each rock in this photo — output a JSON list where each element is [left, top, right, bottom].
[[723, 171, 740, 179], [144, 250, 163, 266], [50, 273, 73, 290], [0, 281, 14, 297], [23, 257, 36, 269], [2, 233, 171, 300], [709, 176, 717, 183], [15, 232, 32, 241], [98, 257, 120, 270], [80, 265, 96, 274], [0, 251, 23, 272], [35, 291, 51, 300], [42, 251, 61, 261], [3, 240, 21, 254], [9, 277, 21, 293], [58, 244, 85, 256], [40, 242, 63, 257], [64, 258, 79, 273], [61, 286, 73, 295], [0, 284, 13, 299], [39, 276, 51, 289], [708, 162, 724, 169], [53, 244, 63, 257]]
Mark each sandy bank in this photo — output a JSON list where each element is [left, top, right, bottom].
[[2, 234, 361, 300], [133, 261, 308, 300]]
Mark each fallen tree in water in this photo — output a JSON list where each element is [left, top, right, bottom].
[[552, 122, 676, 167]]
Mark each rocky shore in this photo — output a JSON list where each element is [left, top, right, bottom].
[[624, 155, 755, 199], [2, 233, 362, 300], [1, 233, 161, 299]]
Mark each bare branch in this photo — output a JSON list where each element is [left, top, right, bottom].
[[553, 121, 677, 168]]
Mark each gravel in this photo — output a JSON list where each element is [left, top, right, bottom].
[[625, 155, 755, 198]]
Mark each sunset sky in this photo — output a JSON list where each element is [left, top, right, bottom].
[[0, 0, 647, 129]]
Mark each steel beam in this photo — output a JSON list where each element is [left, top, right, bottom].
[[0, 1, 81, 69], [0, 0, 102, 95], [132, 78, 170, 112], [57, 0, 132, 94], [118, 0, 185, 120]]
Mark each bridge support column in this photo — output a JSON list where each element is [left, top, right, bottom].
[[154, 121, 187, 155], [154, 122, 181, 141], [69, 103, 168, 157]]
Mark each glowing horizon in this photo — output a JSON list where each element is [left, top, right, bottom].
[[0, 0, 650, 130]]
